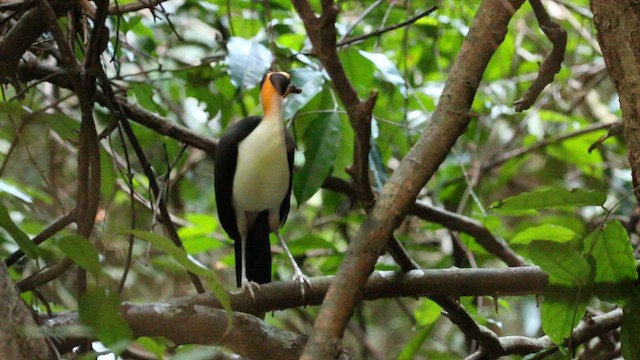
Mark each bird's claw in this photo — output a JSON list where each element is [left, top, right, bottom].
[[292, 272, 312, 301], [241, 279, 261, 301]]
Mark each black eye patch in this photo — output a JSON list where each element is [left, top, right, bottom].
[[269, 73, 290, 96]]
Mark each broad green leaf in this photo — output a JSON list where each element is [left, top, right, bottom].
[[283, 68, 325, 120], [397, 326, 435, 360], [583, 220, 638, 303], [622, 300, 640, 360], [79, 287, 132, 353], [136, 337, 167, 360], [294, 112, 342, 204], [414, 298, 442, 326], [549, 134, 605, 179], [173, 346, 221, 360], [0, 101, 23, 114], [130, 83, 165, 115], [491, 188, 606, 211], [57, 235, 101, 277], [225, 37, 271, 91], [179, 214, 221, 254], [41, 112, 79, 141], [0, 180, 33, 203], [123, 230, 232, 326], [339, 49, 375, 98], [541, 287, 590, 345], [285, 234, 336, 256], [510, 224, 576, 245], [100, 148, 116, 199], [359, 50, 407, 97], [527, 241, 591, 287], [369, 140, 388, 190], [0, 203, 38, 259]]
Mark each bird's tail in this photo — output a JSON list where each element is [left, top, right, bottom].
[[234, 211, 272, 287]]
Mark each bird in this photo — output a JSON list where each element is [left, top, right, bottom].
[[214, 71, 310, 299]]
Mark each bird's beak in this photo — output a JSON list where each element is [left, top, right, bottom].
[[287, 85, 302, 96]]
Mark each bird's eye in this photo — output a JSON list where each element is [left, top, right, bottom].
[[269, 74, 289, 96]]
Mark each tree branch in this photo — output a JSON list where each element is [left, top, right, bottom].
[[336, 7, 437, 48], [514, 0, 567, 112], [4, 210, 76, 267], [45, 303, 308, 360], [297, 0, 527, 357], [466, 308, 623, 359]]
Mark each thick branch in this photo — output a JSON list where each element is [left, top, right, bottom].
[[466, 308, 623, 359], [591, 0, 640, 203], [45, 303, 308, 360], [299, 0, 526, 358], [0, 7, 47, 82], [0, 261, 52, 359], [177, 267, 547, 314], [292, 0, 377, 209]]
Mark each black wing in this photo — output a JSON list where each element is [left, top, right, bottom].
[[278, 128, 295, 226], [214, 116, 263, 241]]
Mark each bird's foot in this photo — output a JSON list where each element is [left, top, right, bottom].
[[292, 271, 312, 301], [241, 278, 261, 301]]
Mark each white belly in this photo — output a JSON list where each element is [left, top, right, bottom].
[[233, 118, 290, 212]]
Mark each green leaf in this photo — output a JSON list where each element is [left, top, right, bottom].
[[583, 220, 638, 303], [0, 203, 38, 259], [179, 214, 221, 254], [0, 180, 33, 203], [369, 140, 388, 190], [510, 224, 576, 245], [42, 112, 79, 141], [339, 49, 375, 98], [491, 188, 606, 211], [622, 300, 640, 360], [57, 235, 101, 277], [0, 101, 24, 114], [359, 50, 407, 97], [527, 241, 591, 287], [285, 234, 336, 256], [130, 83, 164, 115], [136, 337, 167, 359], [541, 287, 590, 345], [414, 298, 442, 326], [548, 134, 605, 179], [397, 326, 435, 360], [225, 37, 271, 91], [294, 112, 342, 204], [99, 148, 116, 199], [283, 68, 325, 120], [79, 286, 132, 353], [122, 230, 232, 327]]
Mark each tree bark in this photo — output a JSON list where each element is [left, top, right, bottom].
[[591, 1, 640, 202], [0, 261, 53, 359], [299, 0, 526, 358]]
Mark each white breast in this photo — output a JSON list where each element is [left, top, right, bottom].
[[232, 117, 290, 212]]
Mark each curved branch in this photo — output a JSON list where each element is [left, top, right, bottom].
[[176, 267, 547, 314], [514, 0, 567, 112], [466, 308, 623, 359], [297, 0, 527, 357], [45, 303, 308, 360]]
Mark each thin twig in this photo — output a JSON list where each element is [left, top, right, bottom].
[[96, 68, 205, 294], [4, 210, 76, 267], [338, 0, 385, 43], [336, 7, 437, 48]]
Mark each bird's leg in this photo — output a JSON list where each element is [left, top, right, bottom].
[[274, 230, 311, 299], [237, 212, 260, 301]]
